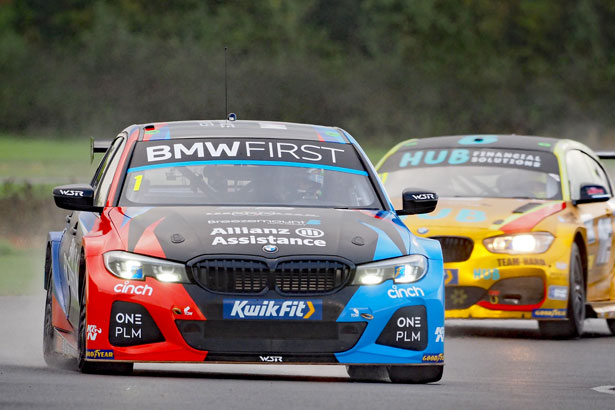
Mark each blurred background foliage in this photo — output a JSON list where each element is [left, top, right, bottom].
[[1, 0, 615, 146]]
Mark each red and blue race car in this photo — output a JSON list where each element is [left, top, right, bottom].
[[43, 120, 445, 383]]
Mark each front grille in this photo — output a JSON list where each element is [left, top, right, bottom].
[[176, 320, 366, 353], [191, 256, 353, 294], [196, 259, 269, 293], [275, 260, 349, 293], [430, 236, 474, 262]]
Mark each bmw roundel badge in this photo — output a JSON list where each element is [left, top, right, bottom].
[[262, 244, 278, 254]]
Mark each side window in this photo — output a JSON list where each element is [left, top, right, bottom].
[[93, 137, 126, 207], [567, 150, 612, 199]]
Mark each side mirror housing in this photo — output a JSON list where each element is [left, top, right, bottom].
[[396, 189, 438, 215], [52, 184, 102, 212], [573, 184, 611, 205]]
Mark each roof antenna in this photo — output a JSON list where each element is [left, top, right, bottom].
[[224, 46, 228, 119], [224, 46, 236, 122]]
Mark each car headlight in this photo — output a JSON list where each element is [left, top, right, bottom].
[[483, 232, 554, 254], [103, 251, 190, 283], [352, 254, 428, 285]]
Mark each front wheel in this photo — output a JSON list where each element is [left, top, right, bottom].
[[43, 278, 72, 369], [387, 365, 443, 384], [539, 243, 585, 339], [607, 319, 615, 335], [77, 270, 133, 374]]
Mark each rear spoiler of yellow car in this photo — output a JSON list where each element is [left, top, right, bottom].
[[597, 151, 615, 160], [90, 137, 112, 163]]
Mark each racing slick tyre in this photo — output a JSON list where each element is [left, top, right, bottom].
[[607, 319, 615, 335], [77, 271, 133, 375], [43, 272, 72, 369], [387, 365, 443, 384], [346, 365, 389, 382], [539, 243, 585, 339]]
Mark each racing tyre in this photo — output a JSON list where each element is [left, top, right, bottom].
[[43, 275, 72, 369], [387, 365, 443, 384], [346, 366, 388, 382], [607, 319, 615, 335], [539, 243, 585, 339], [77, 272, 133, 375]]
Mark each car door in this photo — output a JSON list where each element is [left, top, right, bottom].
[[59, 136, 126, 327], [567, 149, 615, 301]]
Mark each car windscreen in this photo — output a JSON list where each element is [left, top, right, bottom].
[[119, 138, 382, 208], [379, 147, 562, 200]]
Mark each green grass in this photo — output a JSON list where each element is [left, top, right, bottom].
[[0, 136, 98, 184], [0, 246, 44, 295]]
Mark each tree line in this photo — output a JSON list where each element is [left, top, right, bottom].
[[1, 0, 614, 146]]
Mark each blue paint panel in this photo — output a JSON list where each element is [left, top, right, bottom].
[[127, 160, 368, 176], [48, 231, 69, 316], [334, 256, 444, 364], [360, 221, 403, 261]]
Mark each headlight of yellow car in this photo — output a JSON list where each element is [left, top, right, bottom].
[[483, 232, 554, 254], [352, 254, 428, 285]]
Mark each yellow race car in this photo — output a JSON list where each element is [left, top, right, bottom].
[[376, 135, 615, 338]]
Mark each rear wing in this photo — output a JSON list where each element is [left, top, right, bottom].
[[596, 151, 615, 186], [597, 151, 615, 160], [90, 137, 112, 163]]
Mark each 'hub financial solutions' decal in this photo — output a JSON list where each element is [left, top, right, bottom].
[[210, 226, 326, 247], [378, 148, 559, 174], [223, 299, 322, 320]]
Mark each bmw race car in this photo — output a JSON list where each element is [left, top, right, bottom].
[[43, 120, 445, 383], [377, 135, 615, 338]]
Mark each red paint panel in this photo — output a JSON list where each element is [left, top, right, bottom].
[[133, 218, 166, 258], [499, 202, 566, 234]]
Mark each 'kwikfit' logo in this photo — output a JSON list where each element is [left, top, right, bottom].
[[223, 299, 322, 320]]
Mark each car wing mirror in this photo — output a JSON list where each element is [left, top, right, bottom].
[[574, 184, 611, 205], [52, 184, 102, 212], [396, 189, 438, 215]]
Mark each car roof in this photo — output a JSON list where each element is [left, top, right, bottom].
[[133, 120, 351, 143], [395, 135, 561, 152]]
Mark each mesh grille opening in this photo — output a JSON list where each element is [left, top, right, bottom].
[[192, 257, 353, 294], [429, 236, 474, 262]]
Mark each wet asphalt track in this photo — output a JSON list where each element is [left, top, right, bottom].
[[1, 293, 614, 410]]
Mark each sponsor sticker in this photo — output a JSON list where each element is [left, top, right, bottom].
[[86, 325, 102, 341], [114, 281, 153, 296], [387, 285, 425, 299], [497, 257, 546, 267], [548, 286, 568, 301], [532, 308, 567, 318], [259, 355, 283, 362], [474, 268, 500, 280], [444, 268, 458, 285], [434, 326, 445, 343], [223, 299, 322, 320], [86, 349, 114, 360], [210, 226, 327, 247], [422, 353, 444, 363]]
